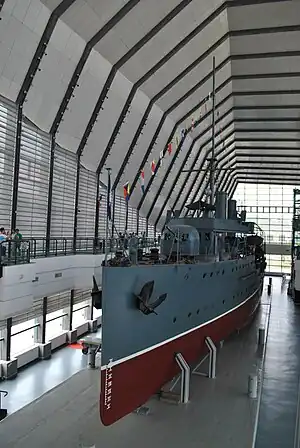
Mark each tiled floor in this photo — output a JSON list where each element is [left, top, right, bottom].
[[0, 281, 273, 447]]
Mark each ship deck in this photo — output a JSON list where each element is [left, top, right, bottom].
[[0, 277, 295, 447]]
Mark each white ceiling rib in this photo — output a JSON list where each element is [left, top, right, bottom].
[[1, 0, 299, 226]]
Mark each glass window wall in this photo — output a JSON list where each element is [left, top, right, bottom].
[[11, 319, 37, 357], [234, 183, 295, 274]]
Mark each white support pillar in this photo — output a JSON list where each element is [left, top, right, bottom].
[[248, 374, 258, 399], [175, 352, 190, 404], [205, 336, 217, 379]]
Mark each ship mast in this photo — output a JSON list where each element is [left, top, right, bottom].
[[209, 56, 216, 207]]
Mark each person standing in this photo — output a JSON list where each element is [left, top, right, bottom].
[[0, 228, 7, 257], [13, 228, 22, 256]]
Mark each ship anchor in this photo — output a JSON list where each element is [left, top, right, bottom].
[[134, 280, 167, 315]]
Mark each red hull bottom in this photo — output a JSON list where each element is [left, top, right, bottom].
[[100, 289, 261, 426]]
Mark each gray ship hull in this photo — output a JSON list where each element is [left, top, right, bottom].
[[100, 255, 263, 425]]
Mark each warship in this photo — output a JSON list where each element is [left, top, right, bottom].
[[99, 59, 266, 426], [99, 190, 266, 426]]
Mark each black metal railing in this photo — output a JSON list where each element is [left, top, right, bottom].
[[0, 237, 159, 267]]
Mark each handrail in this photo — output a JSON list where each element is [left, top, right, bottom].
[[0, 237, 159, 267]]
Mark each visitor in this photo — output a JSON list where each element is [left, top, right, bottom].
[[13, 228, 22, 256], [0, 228, 7, 257]]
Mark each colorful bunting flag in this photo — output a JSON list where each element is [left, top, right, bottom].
[[140, 170, 145, 194], [123, 182, 130, 201], [167, 142, 172, 155], [191, 117, 194, 131], [151, 160, 156, 176]]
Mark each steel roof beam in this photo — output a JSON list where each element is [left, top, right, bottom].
[[182, 129, 300, 216], [135, 57, 300, 211], [146, 102, 300, 220], [16, 0, 76, 106], [154, 97, 300, 225], [183, 124, 300, 209], [11, 0, 76, 233], [100, 1, 296, 188], [73, 0, 195, 170], [50, 0, 141, 136]]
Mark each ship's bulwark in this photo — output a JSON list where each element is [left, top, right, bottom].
[[100, 257, 263, 426]]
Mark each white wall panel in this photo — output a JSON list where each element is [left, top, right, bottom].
[[104, 88, 149, 186], [81, 70, 132, 171], [233, 77, 300, 94], [93, 0, 183, 67], [50, 146, 77, 238], [121, 0, 224, 83], [169, 61, 232, 124], [127, 206, 137, 234], [113, 194, 126, 233], [142, 9, 229, 99], [230, 31, 300, 55], [17, 119, 51, 237], [234, 108, 300, 121], [97, 185, 107, 238], [228, 1, 300, 30], [56, 49, 111, 154], [24, 17, 85, 131], [62, 0, 124, 43], [157, 40, 231, 115], [231, 57, 300, 77], [0, 96, 16, 230], [77, 165, 97, 238], [234, 92, 300, 109], [0, 0, 50, 101]]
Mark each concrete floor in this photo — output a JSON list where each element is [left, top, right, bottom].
[[0, 281, 277, 448], [255, 278, 300, 447], [0, 328, 102, 414]]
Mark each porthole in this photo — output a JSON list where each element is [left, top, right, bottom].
[[232, 268, 234, 272], [196, 309, 200, 314], [188, 312, 192, 318], [222, 270, 225, 275], [173, 317, 177, 323], [222, 300, 225, 304], [210, 272, 213, 277], [203, 273, 207, 278]]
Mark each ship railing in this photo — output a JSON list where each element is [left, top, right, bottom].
[[0, 237, 159, 267]]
